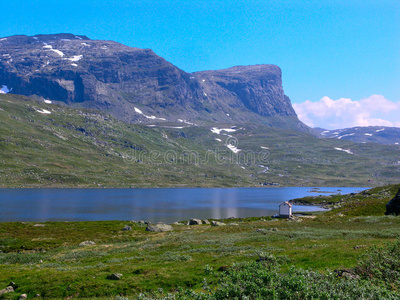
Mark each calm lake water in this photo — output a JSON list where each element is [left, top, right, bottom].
[[0, 187, 367, 223]]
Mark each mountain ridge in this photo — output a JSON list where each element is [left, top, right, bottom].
[[0, 33, 308, 131], [313, 126, 400, 145]]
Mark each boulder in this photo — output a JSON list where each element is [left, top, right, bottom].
[[189, 218, 202, 225], [79, 240, 96, 246], [107, 273, 122, 280], [385, 189, 400, 215], [211, 221, 226, 226], [203, 219, 210, 225], [334, 269, 360, 280], [121, 225, 132, 231], [0, 286, 14, 296], [19, 294, 27, 300], [172, 222, 184, 226], [146, 223, 173, 232], [9, 282, 17, 289]]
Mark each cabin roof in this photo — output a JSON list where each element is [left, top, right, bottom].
[[279, 201, 292, 207]]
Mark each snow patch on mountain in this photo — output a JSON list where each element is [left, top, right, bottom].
[[334, 147, 353, 154], [177, 119, 196, 126], [227, 144, 241, 153], [211, 127, 237, 134], [337, 133, 355, 139], [66, 55, 83, 62], [35, 108, 51, 114], [43, 44, 65, 57], [134, 107, 166, 120]]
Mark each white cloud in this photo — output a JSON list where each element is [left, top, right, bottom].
[[293, 95, 400, 129]]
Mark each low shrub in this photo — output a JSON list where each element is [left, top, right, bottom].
[[355, 239, 400, 289]]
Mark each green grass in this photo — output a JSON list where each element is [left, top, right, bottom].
[[0, 217, 399, 299], [1, 93, 400, 188], [1, 185, 400, 298], [291, 184, 400, 216]]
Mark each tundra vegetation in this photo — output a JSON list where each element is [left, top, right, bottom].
[[1, 94, 400, 188], [1, 184, 400, 299]]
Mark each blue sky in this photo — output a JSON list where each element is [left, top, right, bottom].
[[1, 0, 399, 127]]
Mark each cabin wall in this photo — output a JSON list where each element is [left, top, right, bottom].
[[279, 205, 292, 216]]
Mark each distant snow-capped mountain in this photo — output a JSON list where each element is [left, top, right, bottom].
[[314, 126, 400, 145]]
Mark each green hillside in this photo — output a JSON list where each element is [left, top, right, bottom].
[[1, 94, 400, 187]]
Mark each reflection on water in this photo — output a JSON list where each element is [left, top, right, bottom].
[[0, 187, 367, 223]]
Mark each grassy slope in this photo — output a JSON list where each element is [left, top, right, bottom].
[[291, 184, 400, 216], [0, 94, 251, 188], [0, 186, 400, 299], [1, 94, 400, 187]]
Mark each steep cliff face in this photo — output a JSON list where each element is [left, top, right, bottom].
[[0, 33, 306, 129], [194, 65, 296, 117]]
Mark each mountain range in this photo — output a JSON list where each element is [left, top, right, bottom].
[[1, 33, 400, 187], [313, 127, 400, 145], [0, 33, 307, 131]]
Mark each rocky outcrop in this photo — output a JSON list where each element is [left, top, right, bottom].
[[385, 189, 400, 215], [194, 65, 295, 117], [211, 220, 226, 226], [106, 273, 122, 280], [0, 286, 14, 296], [0, 33, 307, 130], [189, 218, 202, 225], [146, 223, 173, 232], [79, 240, 96, 246]]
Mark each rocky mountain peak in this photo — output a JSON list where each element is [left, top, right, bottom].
[[1, 33, 90, 46], [0, 33, 306, 130]]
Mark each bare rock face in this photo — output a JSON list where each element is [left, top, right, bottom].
[[194, 65, 295, 117], [385, 189, 400, 215], [0, 33, 307, 130]]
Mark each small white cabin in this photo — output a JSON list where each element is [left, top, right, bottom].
[[279, 201, 292, 218]]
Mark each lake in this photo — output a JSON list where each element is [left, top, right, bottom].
[[0, 187, 367, 223]]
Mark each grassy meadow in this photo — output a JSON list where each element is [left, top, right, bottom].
[[0, 185, 400, 299]]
